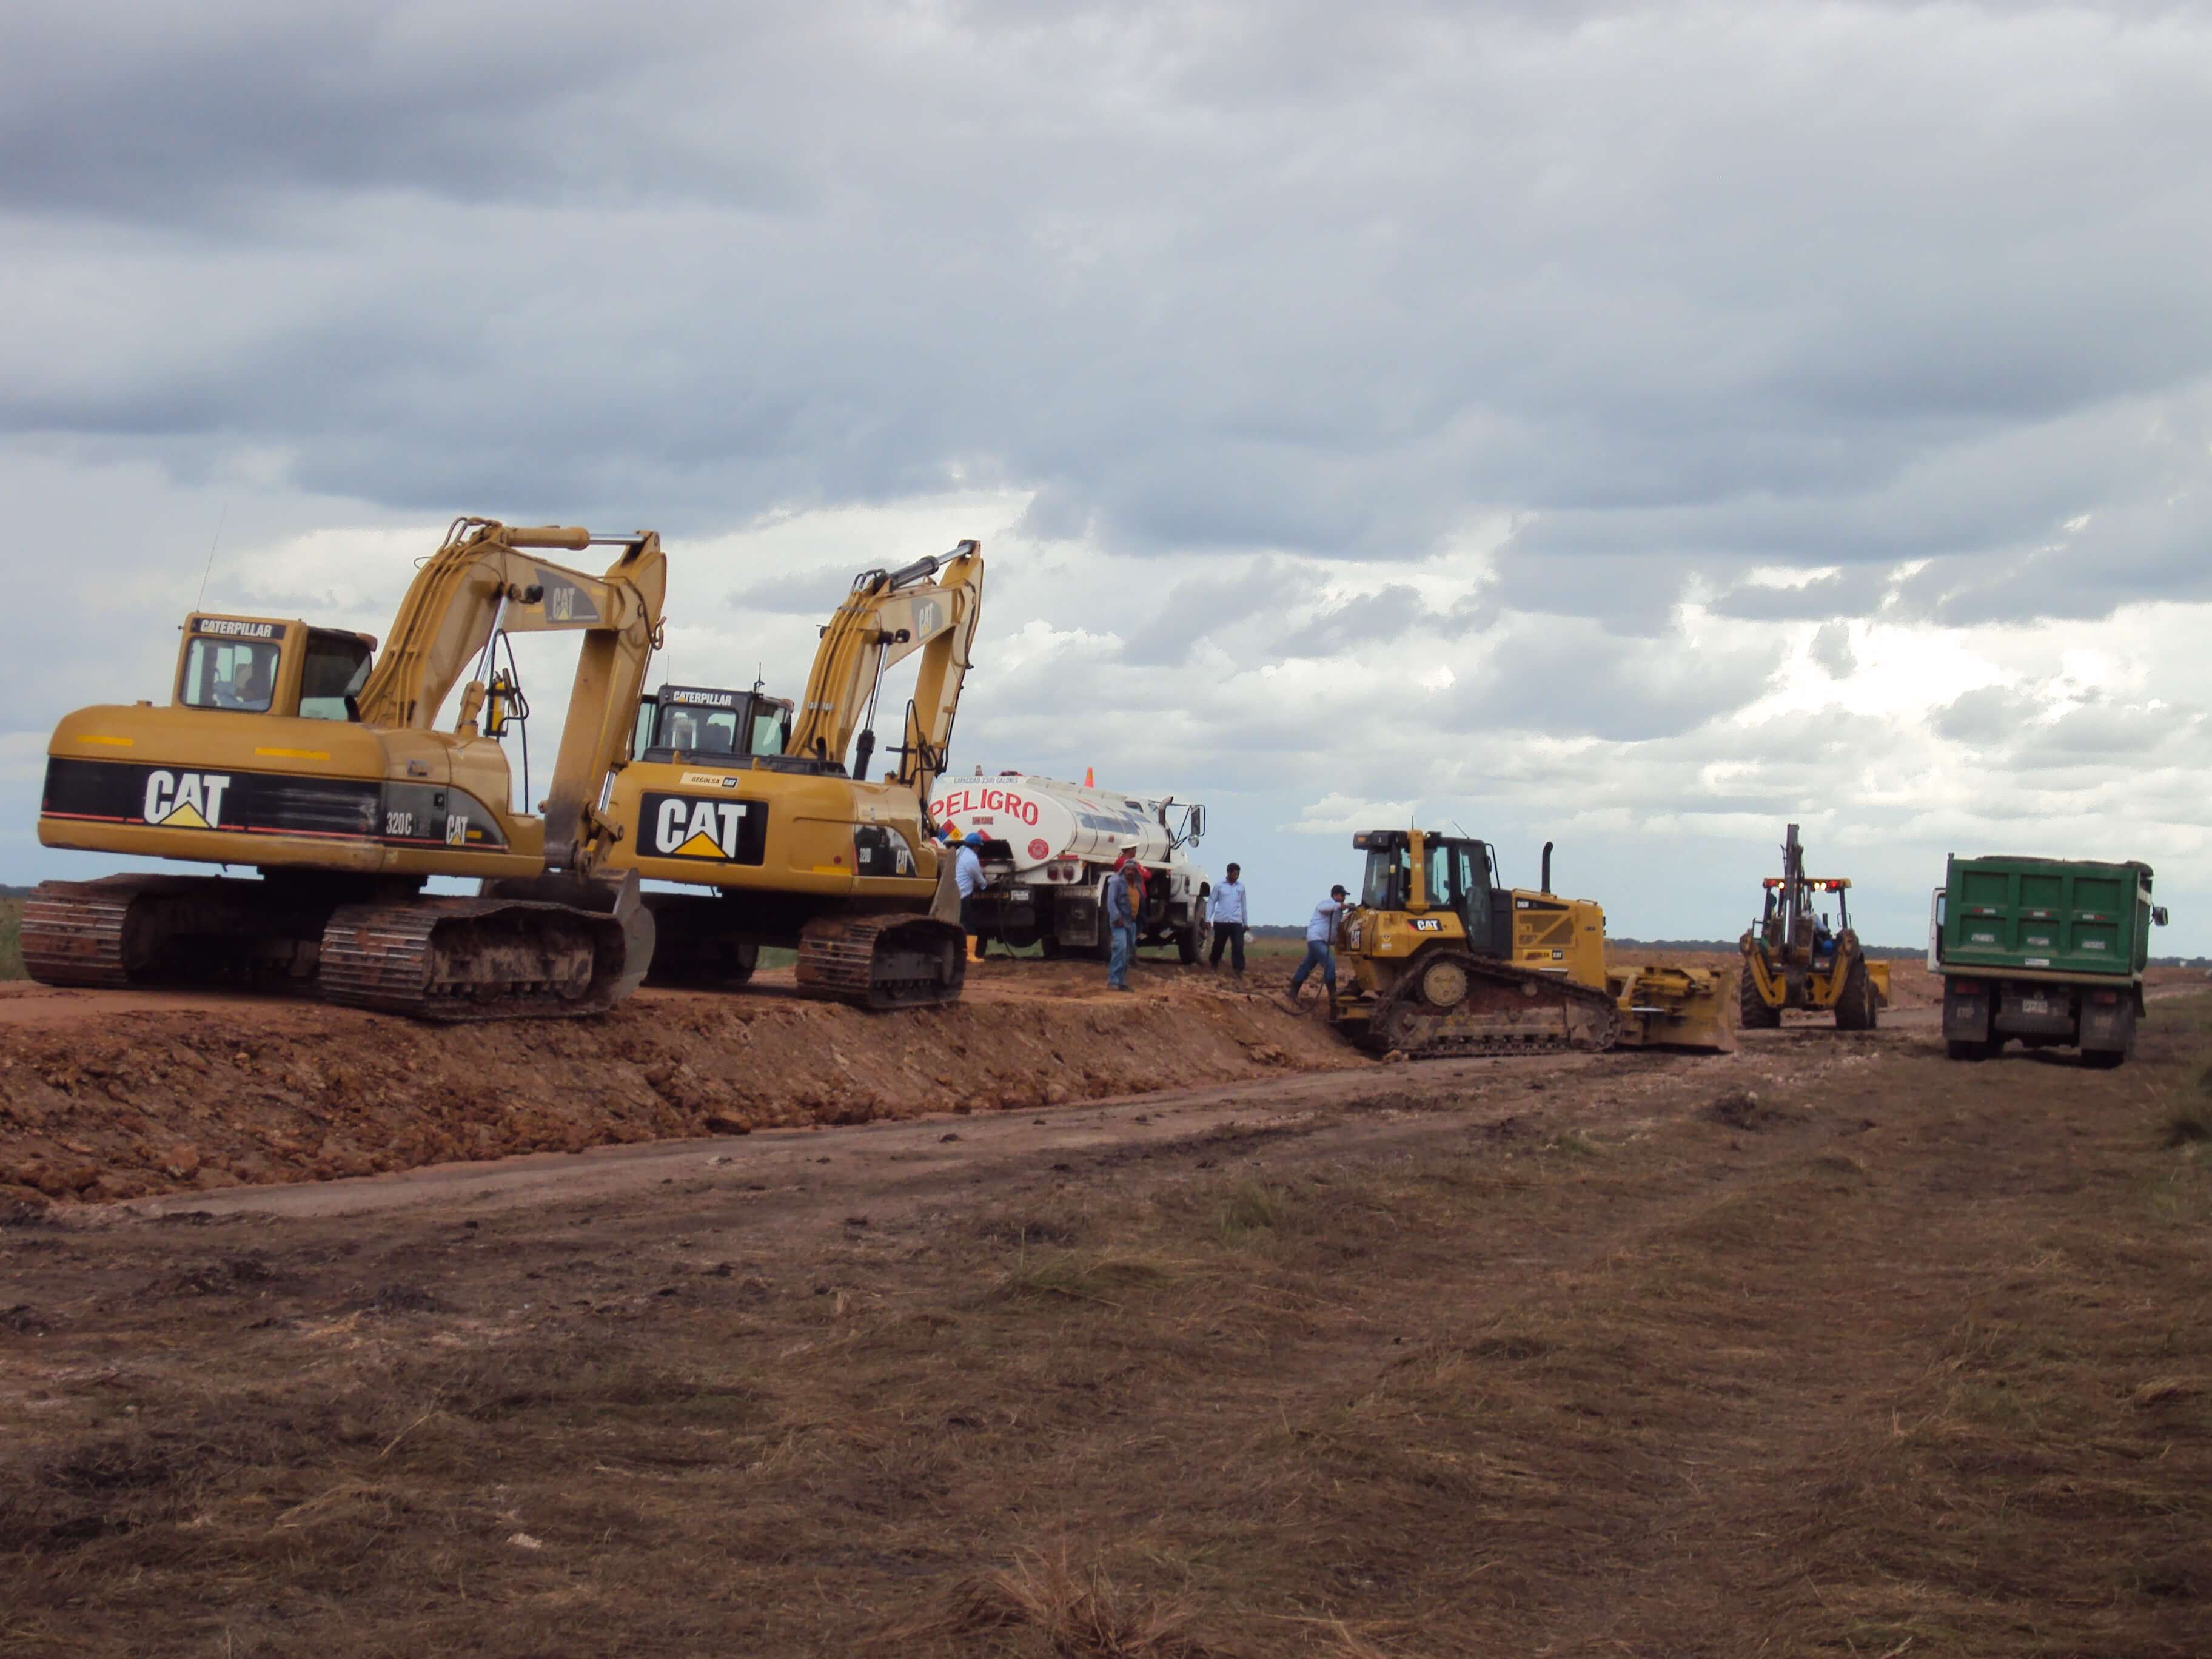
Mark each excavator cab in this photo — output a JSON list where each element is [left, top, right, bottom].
[[633, 684, 793, 763], [173, 615, 377, 722]]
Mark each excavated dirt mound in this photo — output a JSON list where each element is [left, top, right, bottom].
[[0, 960, 1354, 1205]]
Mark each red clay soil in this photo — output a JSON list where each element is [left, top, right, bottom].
[[0, 960, 1353, 1206]]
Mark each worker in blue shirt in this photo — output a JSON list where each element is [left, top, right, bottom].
[[948, 825, 987, 962], [1104, 860, 1138, 991], [1288, 884, 1347, 1006], [1208, 862, 1248, 974]]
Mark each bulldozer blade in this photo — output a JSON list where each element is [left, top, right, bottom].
[[1611, 965, 1739, 1054]]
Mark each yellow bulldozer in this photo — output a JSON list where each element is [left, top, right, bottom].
[[27, 518, 665, 1019], [1327, 829, 1735, 1057], [603, 541, 986, 1008], [1737, 822, 1888, 1031]]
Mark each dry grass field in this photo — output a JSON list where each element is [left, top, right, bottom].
[[2, 985, 2206, 1655]]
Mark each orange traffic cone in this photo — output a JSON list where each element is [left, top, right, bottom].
[[1084, 766, 1094, 788]]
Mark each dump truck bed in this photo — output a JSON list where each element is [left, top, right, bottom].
[[1937, 854, 2154, 980]]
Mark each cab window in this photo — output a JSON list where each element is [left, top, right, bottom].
[[1361, 846, 1408, 910], [299, 630, 373, 721], [750, 708, 788, 757], [181, 639, 280, 713], [657, 705, 740, 754]]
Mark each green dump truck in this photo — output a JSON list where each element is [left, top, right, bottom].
[[1929, 854, 2168, 1068]]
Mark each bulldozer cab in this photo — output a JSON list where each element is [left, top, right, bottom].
[[174, 614, 377, 723], [1353, 830, 1509, 957], [633, 684, 794, 764]]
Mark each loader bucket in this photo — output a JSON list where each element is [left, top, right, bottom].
[[1610, 964, 1738, 1054]]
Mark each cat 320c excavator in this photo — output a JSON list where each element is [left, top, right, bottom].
[[1327, 828, 1735, 1057], [604, 541, 985, 1009], [25, 518, 666, 1020]]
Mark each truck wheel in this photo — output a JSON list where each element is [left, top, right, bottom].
[[1737, 964, 1781, 1030], [1945, 1037, 1998, 1062], [1176, 916, 1210, 966], [1834, 957, 1877, 1031], [2082, 1047, 2127, 1070]]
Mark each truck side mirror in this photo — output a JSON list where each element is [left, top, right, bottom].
[[2154, 905, 2170, 927], [1188, 806, 1204, 843]]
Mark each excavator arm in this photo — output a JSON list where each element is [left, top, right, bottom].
[[355, 517, 668, 869], [787, 540, 984, 798]]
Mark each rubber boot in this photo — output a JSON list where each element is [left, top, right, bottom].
[[967, 936, 986, 963]]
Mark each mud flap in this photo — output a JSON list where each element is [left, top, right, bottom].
[[1941, 977, 1992, 1044], [2079, 988, 2136, 1055]]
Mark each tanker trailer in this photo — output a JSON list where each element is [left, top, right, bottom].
[[926, 771, 1212, 962]]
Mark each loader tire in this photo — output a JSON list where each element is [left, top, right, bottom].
[[1737, 960, 1781, 1030], [1834, 956, 1878, 1031]]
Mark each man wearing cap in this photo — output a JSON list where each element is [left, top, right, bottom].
[[1287, 883, 1347, 1007]]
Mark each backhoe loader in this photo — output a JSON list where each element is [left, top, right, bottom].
[[1737, 823, 1888, 1030], [1328, 829, 1735, 1057], [26, 518, 666, 1019], [603, 541, 984, 1008]]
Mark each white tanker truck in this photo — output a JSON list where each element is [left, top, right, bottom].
[[927, 771, 1213, 962]]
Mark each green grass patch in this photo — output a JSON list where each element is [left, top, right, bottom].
[[0, 896, 22, 980]]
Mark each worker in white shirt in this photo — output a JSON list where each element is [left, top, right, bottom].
[[1208, 862, 1248, 974], [1287, 884, 1347, 1006]]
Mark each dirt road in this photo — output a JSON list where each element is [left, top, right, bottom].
[[4, 992, 2207, 1657]]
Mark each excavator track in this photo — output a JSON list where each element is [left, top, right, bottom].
[[20, 879, 136, 988], [1353, 951, 1621, 1059], [794, 913, 966, 1010], [320, 897, 642, 1022], [20, 875, 326, 993]]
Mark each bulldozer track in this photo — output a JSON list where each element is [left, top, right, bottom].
[[20, 880, 134, 989], [320, 897, 632, 1022], [1356, 952, 1622, 1059], [795, 913, 965, 1010]]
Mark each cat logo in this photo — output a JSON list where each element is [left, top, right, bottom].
[[1411, 917, 1443, 932], [654, 796, 750, 859], [142, 769, 231, 830], [535, 570, 599, 625]]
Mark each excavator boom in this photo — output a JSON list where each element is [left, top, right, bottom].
[[789, 541, 984, 794]]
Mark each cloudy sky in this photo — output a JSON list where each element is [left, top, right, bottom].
[[6, 0, 2210, 949]]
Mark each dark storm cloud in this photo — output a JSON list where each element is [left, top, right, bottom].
[[7, 0, 2212, 628]]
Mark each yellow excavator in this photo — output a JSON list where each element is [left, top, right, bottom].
[[26, 518, 666, 1019], [603, 541, 985, 1008], [1328, 829, 1735, 1056]]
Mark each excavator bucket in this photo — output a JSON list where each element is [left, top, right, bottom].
[[1609, 964, 1738, 1053]]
